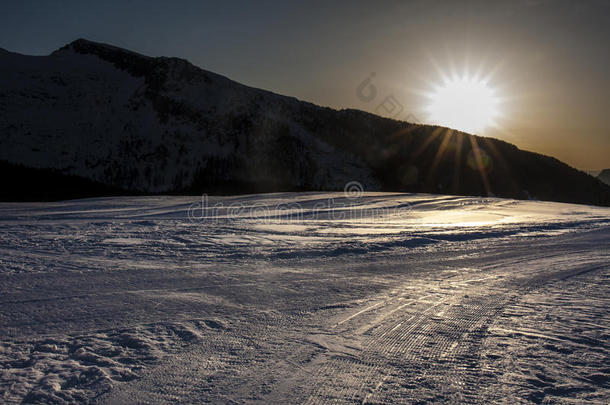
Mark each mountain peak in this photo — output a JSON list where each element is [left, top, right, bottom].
[[54, 38, 142, 54], [52, 38, 154, 77], [67, 38, 97, 47], [598, 169, 610, 186]]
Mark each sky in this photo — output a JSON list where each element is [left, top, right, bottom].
[[1, 0, 609, 170]]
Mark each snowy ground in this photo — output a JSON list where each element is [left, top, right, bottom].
[[0, 192, 608, 404]]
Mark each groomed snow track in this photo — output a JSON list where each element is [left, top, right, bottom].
[[0, 193, 608, 404]]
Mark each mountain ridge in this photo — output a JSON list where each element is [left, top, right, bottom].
[[598, 169, 610, 186], [1, 39, 609, 205]]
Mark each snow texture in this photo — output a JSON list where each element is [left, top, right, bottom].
[[0, 192, 608, 403]]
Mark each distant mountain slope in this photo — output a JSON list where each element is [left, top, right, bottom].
[[598, 169, 610, 186], [1, 39, 609, 205]]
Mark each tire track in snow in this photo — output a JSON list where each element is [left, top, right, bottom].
[[96, 230, 610, 404], [303, 254, 607, 404]]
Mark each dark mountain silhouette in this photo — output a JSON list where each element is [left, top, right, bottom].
[[598, 169, 610, 186], [0, 161, 130, 201], [1, 39, 609, 206]]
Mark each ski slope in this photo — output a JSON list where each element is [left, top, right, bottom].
[[1, 193, 609, 403]]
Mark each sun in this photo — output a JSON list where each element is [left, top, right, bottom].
[[426, 75, 500, 134]]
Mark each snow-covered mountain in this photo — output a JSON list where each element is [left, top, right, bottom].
[[0, 39, 376, 194], [1, 39, 609, 206]]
